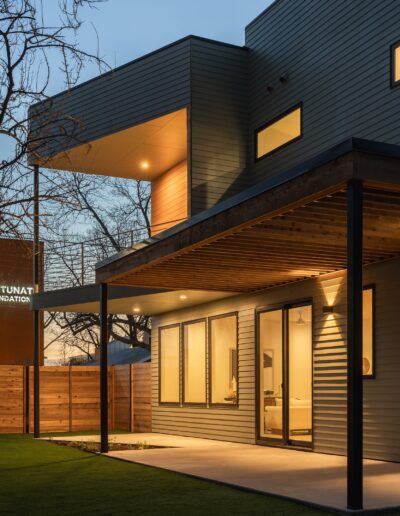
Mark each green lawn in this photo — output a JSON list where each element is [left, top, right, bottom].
[[0, 434, 328, 516]]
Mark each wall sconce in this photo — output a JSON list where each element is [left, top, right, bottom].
[[322, 305, 335, 314]]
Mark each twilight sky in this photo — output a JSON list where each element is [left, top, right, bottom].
[[59, 0, 271, 90], [0, 0, 272, 160]]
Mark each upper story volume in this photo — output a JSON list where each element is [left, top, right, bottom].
[[29, 0, 400, 236]]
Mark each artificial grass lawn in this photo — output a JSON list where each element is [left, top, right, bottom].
[[0, 434, 328, 516]]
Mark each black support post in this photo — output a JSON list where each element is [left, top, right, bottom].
[[347, 180, 363, 511], [33, 164, 40, 438], [100, 283, 109, 453]]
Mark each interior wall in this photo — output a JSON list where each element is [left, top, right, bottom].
[[151, 160, 188, 236]]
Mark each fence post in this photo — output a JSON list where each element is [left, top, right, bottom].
[[69, 366, 72, 432], [130, 364, 135, 432]]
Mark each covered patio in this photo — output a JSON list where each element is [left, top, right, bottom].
[[32, 138, 400, 512], [45, 432, 400, 513]]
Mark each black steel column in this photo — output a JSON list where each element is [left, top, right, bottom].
[[33, 164, 40, 438], [100, 283, 109, 453], [347, 179, 363, 511]]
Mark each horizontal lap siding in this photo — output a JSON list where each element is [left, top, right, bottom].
[[113, 365, 132, 431], [152, 257, 400, 461], [32, 40, 191, 156], [246, 0, 400, 185], [152, 303, 256, 444], [133, 364, 152, 433], [0, 366, 25, 433], [190, 39, 249, 214]]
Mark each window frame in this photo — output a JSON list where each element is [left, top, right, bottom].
[[208, 312, 239, 408], [158, 323, 181, 406], [390, 40, 400, 89], [363, 284, 376, 380], [182, 318, 207, 406], [254, 103, 303, 162]]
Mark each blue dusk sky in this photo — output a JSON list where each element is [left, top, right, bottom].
[[0, 0, 272, 160], [50, 0, 272, 91]]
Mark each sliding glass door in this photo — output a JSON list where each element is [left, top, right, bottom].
[[258, 302, 312, 447]]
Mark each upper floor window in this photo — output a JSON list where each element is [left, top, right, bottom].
[[391, 41, 400, 87], [256, 105, 302, 160]]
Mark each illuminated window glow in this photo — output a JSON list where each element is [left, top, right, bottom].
[[183, 321, 206, 403], [159, 325, 180, 403], [210, 314, 238, 405], [363, 287, 374, 378], [391, 41, 400, 86], [256, 106, 302, 159]]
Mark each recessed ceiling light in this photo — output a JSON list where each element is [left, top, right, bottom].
[[179, 294, 187, 300], [133, 307, 141, 313], [140, 161, 150, 170]]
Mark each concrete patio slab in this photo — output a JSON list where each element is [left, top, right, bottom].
[[44, 433, 400, 513]]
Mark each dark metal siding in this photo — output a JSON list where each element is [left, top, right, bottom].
[[190, 39, 249, 214], [246, 0, 400, 184], [30, 38, 192, 157]]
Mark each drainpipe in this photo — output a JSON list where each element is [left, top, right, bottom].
[[346, 179, 363, 511]]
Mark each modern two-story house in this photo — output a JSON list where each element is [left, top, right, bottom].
[[30, 0, 400, 510]]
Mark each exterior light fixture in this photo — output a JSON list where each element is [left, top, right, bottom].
[[140, 161, 150, 170], [179, 294, 187, 300], [323, 305, 335, 314]]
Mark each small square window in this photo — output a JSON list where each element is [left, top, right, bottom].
[[391, 41, 400, 87]]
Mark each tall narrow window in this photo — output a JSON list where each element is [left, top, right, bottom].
[[183, 320, 206, 403], [363, 286, 375, 378], [391, 41, 400, 87], [210, 314, 238, 405], [256, 105, 302, 159], [159, 325, 180, 403]]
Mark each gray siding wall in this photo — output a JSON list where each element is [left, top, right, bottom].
[[190, 39, 249, 214], [246, 0, 400, 185], [31, 38, 192, 157], [152, 257, 400, 462]]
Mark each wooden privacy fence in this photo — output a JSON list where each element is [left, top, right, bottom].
[[0, 363, 151, 434]]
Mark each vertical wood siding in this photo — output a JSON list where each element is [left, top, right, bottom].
[[151, 160, 188, 236], [152, 257, 400, 462], [246, 0, 400, 185]]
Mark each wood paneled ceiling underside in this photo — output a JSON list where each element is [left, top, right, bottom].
[[106, 188, 400, 293]]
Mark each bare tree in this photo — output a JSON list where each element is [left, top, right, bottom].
[[44, 174, 152, 362], [0, 0, 109, 238]]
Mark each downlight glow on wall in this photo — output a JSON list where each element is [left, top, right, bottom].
[[0, 285, 34, 304]]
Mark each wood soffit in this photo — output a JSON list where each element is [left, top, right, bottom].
[[96, 149, 400, 293]]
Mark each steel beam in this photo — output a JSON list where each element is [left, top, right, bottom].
[[347, 179, 363, 511], [33, 164, 40, 438], [100, 282, 109, 453]]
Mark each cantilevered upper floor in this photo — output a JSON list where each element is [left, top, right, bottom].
[[29, 0, 400, 238], [29, 35, 249, 235]]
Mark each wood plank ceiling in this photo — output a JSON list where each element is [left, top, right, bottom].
[[110, 188, 400, 293]]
